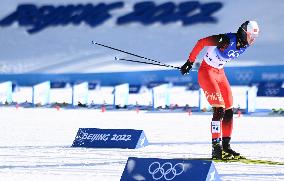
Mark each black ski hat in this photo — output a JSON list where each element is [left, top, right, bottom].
[[237, 21, 250, 46]]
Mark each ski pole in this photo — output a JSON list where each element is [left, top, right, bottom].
[[92, 41, 175, 68], [114, 57, 197, 71], [114, 57, 181, 70]]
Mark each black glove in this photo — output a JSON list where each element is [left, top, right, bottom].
[[180, 60, 193, 75]]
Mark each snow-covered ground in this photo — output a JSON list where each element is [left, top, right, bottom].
[[0, 108, 283, 181]]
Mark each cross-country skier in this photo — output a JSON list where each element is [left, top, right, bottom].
[[180, 21, 260, 159]]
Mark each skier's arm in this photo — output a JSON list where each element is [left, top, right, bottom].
[[188, 34, 230, 63], [180, 34, 229, 75]]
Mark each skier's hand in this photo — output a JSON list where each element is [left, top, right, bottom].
[[180, 60, 193, 75]]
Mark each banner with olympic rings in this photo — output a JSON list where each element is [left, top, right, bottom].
[[121, 157, 220, 181]]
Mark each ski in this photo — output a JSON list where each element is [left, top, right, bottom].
[[213, 158, 284, 165], [180, 158, 284, 165]]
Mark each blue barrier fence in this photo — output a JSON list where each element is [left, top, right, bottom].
[[0, 65, 283, 87]]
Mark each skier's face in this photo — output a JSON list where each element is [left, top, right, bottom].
[[246, 32, 256, 45], [242, 27, 259, 45]]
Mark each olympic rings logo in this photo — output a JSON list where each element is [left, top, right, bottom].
[[265, 88, 280, 96], [148, 162, 185, 180], [227, 50, 240, 58], [235, 71, 254, 83]]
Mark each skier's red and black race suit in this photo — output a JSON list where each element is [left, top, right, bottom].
[[188, 33, 248, 109]]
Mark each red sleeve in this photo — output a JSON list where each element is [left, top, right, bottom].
[[188, 34, 230, 62]]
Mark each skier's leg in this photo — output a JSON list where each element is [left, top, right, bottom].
[[198, 66, 225, 159], [219, 75, 242, 158], [211, 107, 224, 159], [222, 108, 233, 139], [222, 109, 243, 158]]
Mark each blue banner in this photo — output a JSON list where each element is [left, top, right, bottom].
[[120, 157, 220, 181], [72, 128, 148, 149], [257, 82, 284, 97], [0, 65, 283, 88], [50, 81, 67, 88]]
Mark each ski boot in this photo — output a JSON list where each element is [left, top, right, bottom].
[[212, 141, 234, 160], [222, 137, 245, 159], [212, 142, 222, 160]]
